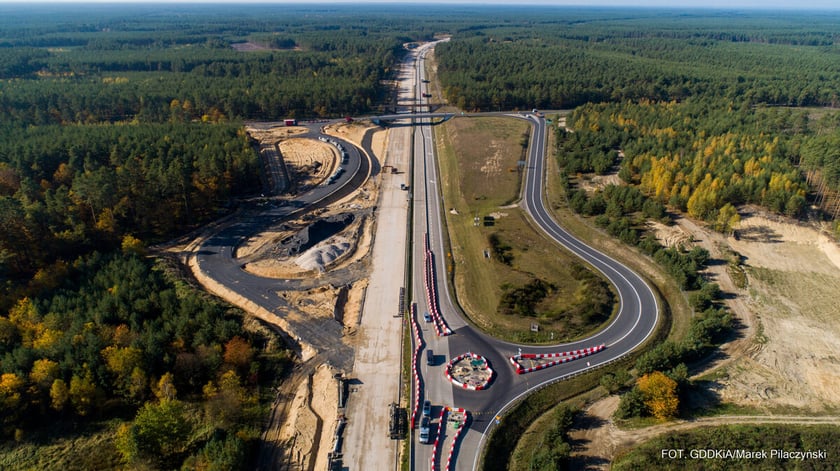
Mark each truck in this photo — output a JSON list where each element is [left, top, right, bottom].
[[284, 119, 297, 126]]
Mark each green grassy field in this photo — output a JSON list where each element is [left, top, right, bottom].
[[434, 116, 618, 343], [501, 116, 700, 471], [0, 420, 123, 471]]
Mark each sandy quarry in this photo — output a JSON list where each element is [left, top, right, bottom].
[[568, 207, 840, 468], [666, 210, 840, 410]]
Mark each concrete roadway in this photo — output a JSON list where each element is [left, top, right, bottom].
[[410, 41, 460, 471]]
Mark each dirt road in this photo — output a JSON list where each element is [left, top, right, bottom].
[[571, 207, 840, 469], [569, 396, 840, 470]]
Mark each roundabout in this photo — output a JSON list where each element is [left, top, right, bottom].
[[444, 352, 494, 391]]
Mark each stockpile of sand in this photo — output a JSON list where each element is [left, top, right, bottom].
[[295, 240, 353, 272]]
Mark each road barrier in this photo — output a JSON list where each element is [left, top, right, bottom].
[[409, 303, 424, 429], [509, 344, 606, 374], [423, 233, 452, 336], [429, 406, 448, 471], [444, 407, 469, 471], [444, 352, 494, 391]]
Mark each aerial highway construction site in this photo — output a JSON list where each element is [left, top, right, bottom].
[[177, 39, 658, 471]]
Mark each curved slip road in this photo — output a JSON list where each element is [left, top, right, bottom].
[[185, 40, 659, 471], [193, 127, 369, 371], [406, 51, 659, 471]]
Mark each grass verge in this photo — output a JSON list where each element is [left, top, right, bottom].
[[435, 116, 618, 343], [497, 115, 696, 470], [612, 424, 840, 470]]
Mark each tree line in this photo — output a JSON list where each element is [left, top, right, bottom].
[[0, 122, 259, 290], [435, 12, 840, 111], [560, 99, 811, 223], [0, 250, 291, 468]]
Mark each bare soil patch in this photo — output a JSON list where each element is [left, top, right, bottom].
[[274, 364, 340, 471], [248, 125, 309, 141], [232, 42, 275, 52], [648, 209, 840, 410], [341, 279, 367, 329], [676, 212, 840, 411], [647, 220, 693, 248], [279, 138, 335, 191], [282, 286, 341, 321], [578, 172, 623, 194], [561, 208, 840, 467], [568, 396, 840, 470]]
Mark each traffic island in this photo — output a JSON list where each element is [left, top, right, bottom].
[[509, 344, 605, 374], [444, 352, 494, 391]]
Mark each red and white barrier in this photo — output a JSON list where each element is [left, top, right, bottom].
[[509, 344, 606, 374], [444, 352, 494, 391], [423, 233, 453, 336], [429, 406, 448, 471], [444, 408, 469, 471], [409, 303, 424, 429], [429, 406, 470, 471]]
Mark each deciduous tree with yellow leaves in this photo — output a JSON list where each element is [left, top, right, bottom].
[[637, 371, 679, 420]]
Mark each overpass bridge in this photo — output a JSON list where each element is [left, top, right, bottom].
[[369, 112, 456, 126]]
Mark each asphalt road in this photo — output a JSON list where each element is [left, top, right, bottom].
[[194, 127, 367, 371], [191, 40, 659, 471], [406, 61, 660, 471]]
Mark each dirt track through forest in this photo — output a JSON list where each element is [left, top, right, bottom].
[[569, 396, 840, 470]]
